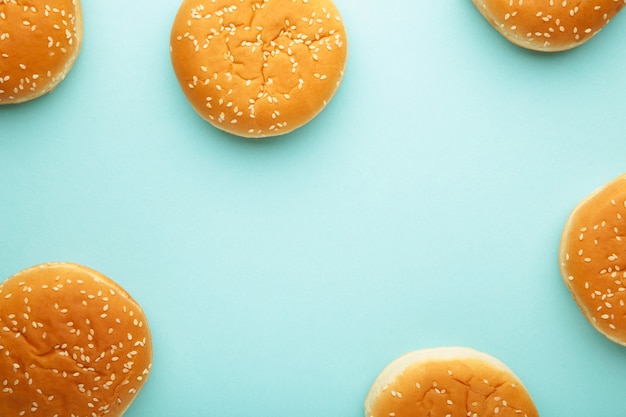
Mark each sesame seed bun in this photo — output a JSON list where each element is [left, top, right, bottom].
[[364, 347, 539, 417], [472, 0, 625, 52], [0, 262, 152, 416], [170, 0, 348, 138], [559, 174, 626, 345], [0, 0, 83, 104]]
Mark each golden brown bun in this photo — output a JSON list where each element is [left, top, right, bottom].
[[170, 0, 348, 138], [472, 0, 625, 52], [0, 0, 83, 104], [0, 262, 152, 417], [365, 347, 539, 417], [559, 174, 626, 345]]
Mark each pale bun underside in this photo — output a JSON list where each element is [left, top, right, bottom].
[[0, 262, 152, 417], [472, 0, 625, 52], [559, 173, 626, 346], [170, 0, 348, 138], [0, 0, 83, 105], [365, 347, 538, 417]]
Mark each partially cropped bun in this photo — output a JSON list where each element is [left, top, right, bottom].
[[0, 0, 83, 104], [472, 0, 625, 52], [560, 173, 626, 346], [365, 347, 538, 417], [0, 262, 152, 417], [170, 0, 348, 138]]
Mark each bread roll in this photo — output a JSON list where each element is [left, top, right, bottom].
[[0, 0, 83, 104], [365, 347, 538, 417], [560, 174, 626, 345], [472, 0, 625, 52], [0, 262, 152, 416], [170, 0, 348, 138]]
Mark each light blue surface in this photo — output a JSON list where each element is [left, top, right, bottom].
[[2, 0, 626, 415]]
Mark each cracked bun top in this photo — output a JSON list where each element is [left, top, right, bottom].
[[0, 0, 83, 104], [472, 0, 625, 52], [560, 173, 626, 346], [0, 262, 153, 417], [364, 347, 538, 417], [170, 0, 348, 138]]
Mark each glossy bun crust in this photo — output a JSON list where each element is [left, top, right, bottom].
[[365, 347, 538, 417], [0, 263, 152, 417], [560, 174, 626, 345], [170, 0, 348, 138], [0, 0, 83, 104], [472, 0, 625, 52]]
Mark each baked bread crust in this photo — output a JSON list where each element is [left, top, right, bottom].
[[560, 174, 626, 345], [0, 0, 83, 104], [365, 347, 538, 417], [170, 0, 348, 138], [472, 0, 626, 52], [0, 262, 152, 417]]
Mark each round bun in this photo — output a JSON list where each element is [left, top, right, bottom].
[[0, 0, 83, 104], [365, 347, 538, 417], [559, 173, 626, 345], [170, 0, 348, 138], [472, 0, 625, 52], [0, 262, 152, 416]]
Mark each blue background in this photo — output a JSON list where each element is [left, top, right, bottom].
[[2, 0, 626, 415]]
